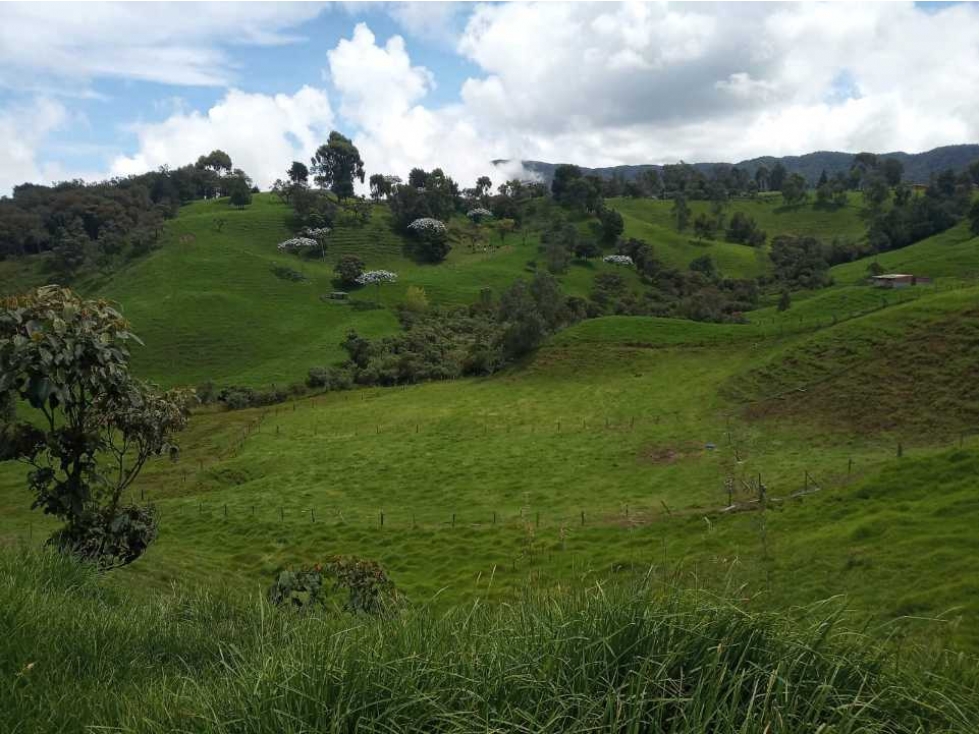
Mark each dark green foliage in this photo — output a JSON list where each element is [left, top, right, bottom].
[[692, 212, 715, 240], [311, 131, 365, 200], [0, 287, 189, 567], [969, 200, 979, 235], [269, 264, 307, 282], [573, 238, 601, 259], [671, 194, 691, 231], [725, 212, 767, 247], [305, 366, 353, 390], [597, 205, 624, 243], [217, 385, 291, 410], [49, 504, 159, 571], [769, 235, 831, 289], [388, 170, 460, 230], [334, 254, 365, 286], [227, 175, 252, 208], [287, 161, 309, 185], [778, 289, 792, 312], [781, 173, 808, 206], [539, 217, 576, 274], [689, 254, 717, 277]]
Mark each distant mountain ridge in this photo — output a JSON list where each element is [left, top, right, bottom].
[[510, 144, 979, 186]]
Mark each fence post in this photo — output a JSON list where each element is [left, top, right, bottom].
[[452, 513, 456, 527], [223, 504, 228, 518], [493, 511, 497, 525], [279, 507, 284, 521], [580, 510, 585, 526], [848, 457, 852, 477], [311, 508, 315, 523]]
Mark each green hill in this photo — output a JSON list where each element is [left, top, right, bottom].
[[3, 188, 979, 670]]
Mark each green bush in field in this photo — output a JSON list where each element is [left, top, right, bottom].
[[0, 286, 191, 569]]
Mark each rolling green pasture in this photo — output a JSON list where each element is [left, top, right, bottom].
[[2, 190, 979, 657]]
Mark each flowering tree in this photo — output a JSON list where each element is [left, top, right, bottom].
[[301, 227, 330, 259], [356, 269, 398, 305], [603, 254, 634, 267], [277, 236, 320, 259], [466, 208, 493, 224], [407, 218, 450, 263]]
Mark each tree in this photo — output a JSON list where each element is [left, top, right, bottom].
[[196, 150, 232, 174], [969, 200, 979, 236], [355, 270, 397, 305], [0, 286, 190, 568], [754, 165, 770, 192], [369, 173, 388, 202], [689, 254, 717, 277], [311, 131, 365, 200], [495, 218, 516, 247], [672, 194, 691, 232], [407, 218, 451, 263], [288, 161, 309, 185], [862, 175, 890, 216], [881, 158, 904, 186], [777, 290, 791, 312], [408, 168, 428, 188], [725, 212, 766, 247], [769, 235, 831, 289], [475, 176, 493, 199], [817, 169, 828, 188], [550, 164, 582, 201], [334, 254, 365, 286], [692, 213, 715, 240], [228, 176, 253, 208], [781, 173, 808, 206], [597, 206, 624, 243], [769, 163, 787, 192]]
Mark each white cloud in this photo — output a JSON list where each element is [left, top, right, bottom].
[[449, 1, 979, 166], [0, 2, 326, 91], [325, 23, 531, 189], [109, 87, 334, 189], [0, 98, 69, 194]]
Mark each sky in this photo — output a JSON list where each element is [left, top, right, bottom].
[[1, 1, 979, 194]]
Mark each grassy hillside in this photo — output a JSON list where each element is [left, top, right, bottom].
[[609, 192, 867, 278], [5, 549, 977, 733], [4, 281, 978, 652], [85, 195, 638, 387], [831, 221, 979, 284]]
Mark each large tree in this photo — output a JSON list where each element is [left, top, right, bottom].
[[288, 161, 309, 185], [0, 286, 191, 568], [311, 131, 365, 200]]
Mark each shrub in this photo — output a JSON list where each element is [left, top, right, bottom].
[[305, 367, 353, 391], [403, 286, 429, 313], [334, 254, 365, 286], [407, 218, 451, 263], [268, 556, 400, 615]]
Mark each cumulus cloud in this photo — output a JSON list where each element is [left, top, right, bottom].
[[0, 97, 69, 194], [325, 23, 531, 188], [452, 1, 979, 165], [110, 87, 334, 189], [0, 2, 326, 91]]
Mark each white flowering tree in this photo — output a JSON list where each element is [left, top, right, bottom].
[[302, 227, 330, 259], [466, 207, 493, 224], [603, 254, 634, 267], [356, 269, 398, 305], [277, 237, 320, 260], [407, 218, 450, 262]]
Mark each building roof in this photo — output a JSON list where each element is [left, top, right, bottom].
[[872, 273, 915, 279]]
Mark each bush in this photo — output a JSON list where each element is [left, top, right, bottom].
[[403, 285, 429, 313], [305, 367, 353, 391], [268, 556, 400, 616], [334, 254, 365, 286]]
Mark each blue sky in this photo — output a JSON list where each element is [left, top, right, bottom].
[[1, 2, 978, 193]]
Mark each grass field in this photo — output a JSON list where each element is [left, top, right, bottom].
[[2, 190, 979, 668], [6, 549, 977, 733]]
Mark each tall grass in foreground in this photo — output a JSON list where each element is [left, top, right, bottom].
[[2, 549, 977, 733]]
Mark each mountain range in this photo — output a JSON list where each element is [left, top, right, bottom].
[[511, 144, 979, 186]]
